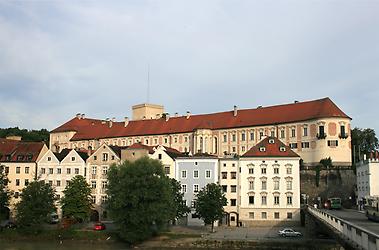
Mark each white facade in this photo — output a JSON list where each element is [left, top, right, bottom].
[[357, 159, 379, 202], [150, 145, 177, 179], [239, 157, 300, 225]]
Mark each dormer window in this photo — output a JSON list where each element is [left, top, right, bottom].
[[17, 155, 24, 161], [259, 147, 266, 152], [279, 147, 286, 152], [27, 154, 33, 161], [268, 139, 275, 144]]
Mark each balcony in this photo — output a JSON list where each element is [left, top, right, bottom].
[[316, 133, 327, 140], [339, 133, 349, 139]]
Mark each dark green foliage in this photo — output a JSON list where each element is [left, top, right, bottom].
[[170, 178, 190, 220], [60, 176, 93, 222], [0, 165, 12, 220], [106, 157, 175, 244], [320, 157, 333, 168], [315, 165, 321, 187], [351, 128, 379, 163], [0, 127, 49, 142], [15, 181, 57, 229], [195, 183, 227, 232]]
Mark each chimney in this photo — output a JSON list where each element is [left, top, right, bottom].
[[81, 113, 85, 119], [174, 112, 178, 117], [112, 117, 116, 122], [233, 105, 238, 117], [294, 100, 299, 103], [124, 117, 129, 127], [165, 113, 170, 122], [156, 114, 161, 119], [186, 111, 191, 119], [76, 113, 81, 119]]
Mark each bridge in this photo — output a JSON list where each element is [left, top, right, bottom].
[[307, 206, 379, 250]]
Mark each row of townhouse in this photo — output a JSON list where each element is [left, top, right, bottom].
[[176, 136, 300, 227], [49, 97, 352, 167], [1, 135, 300, 227]]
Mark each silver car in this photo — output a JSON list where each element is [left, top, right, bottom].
[[278, 228, 302, 237]]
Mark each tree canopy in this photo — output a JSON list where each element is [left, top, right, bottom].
[[0, 165, 12, 221], [15, 181, 57, 229], [0, 127, 49, 142], [195, 183, 227, 232], [60, 175, 93, 222], [106, 157, 176, 244], [170, 178, 190, 220], [351, 128, 379, 163]]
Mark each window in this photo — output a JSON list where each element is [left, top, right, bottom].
[[291, 128, 296, 138], [146, 139, 149, 144], [56, 180, 61, 187], [287, 212, 293, 219], [270, 131, 275, 137], [206, 170, 211, 179], [103, 153, 108, 161], [25, 167, 29, 174], [71, 157, 75, 161], [25, 179, 29, 186], [261, 168, 266, 174], [274, 168, 279, 174], [222, 172, 227, 179], [194, 184, 199, 193], [56, 194, 60, 200], [91, 196, 96, 204], [232, 147, 236, 152], [181, 170, 187, 179], [158, 154, 162, 160], [57, 168, 61, 174], [231, 172, 236, 179], [289, 143, 298, 149], [259, 131, 264, 139], [261, 212, 267, 219], [340, 125, 346, 137], [250, 132, 255, 141], [16, 167, 20, 174], [286, 167, 292, 174], [232, 163, 235, 167], [280, 130, 285, 138], [249, 212, 254, 219], [303, 127, 308, 136], [41, 168, 45, 174], [232, 134, 236, 142], [319, 125, 325, 135], [91, 181, 96, 189], [191, 200, 197, 208], [16, 179, 20, 186], [259, 147, 266, 152], [249, 195, 255, 205], [274, 212, 280, 219], [241, 146, 245, 152], [249, 181, 254, 190], [67, 168, 71, 174], [261, 180, 267, 190], [230, 199, 237, 206], [231, 185, 237, 193], [193, 170, 199, 178], [111, 155, 115, 160], [249, 168, 254, 174], [223, 134, 227, 142], [222, 185, 227, 193], [102, 166, 108, 175], [93, 156, 97, 160], [14, 192, 19, 198], [75, 168, 79, 175], [48, 180, 53, 186], [274, 196, 280, 205], [47, 156, 51, 161], [181, 184, 187, 193], [164, 166, 170, 175], [286, 180, 292, 190], [102, 196, 108, 203], [92, 166, 97, 175], [241, 133, 246, 141], [261, 195, 267, 205], [274, 180, 279, 190], [287, 196, 293, 205], [328, 140, 338, 147], [301, 142, 310, 148], [102, 181, 108, 189]]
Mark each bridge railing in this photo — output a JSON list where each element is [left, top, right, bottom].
[[307, 205, 379, 250]]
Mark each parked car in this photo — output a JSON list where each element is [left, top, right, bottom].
[[278, 228, 302, 237], [93, 222, 106, 231], [0, 220, 16, 230]]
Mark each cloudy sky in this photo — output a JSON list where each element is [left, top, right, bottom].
[[0, 0, 378, 133]]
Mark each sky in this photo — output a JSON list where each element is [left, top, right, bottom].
[[0, 0, 378, 133]]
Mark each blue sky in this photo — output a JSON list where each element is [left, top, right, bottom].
[[0, 0, 378, 133]]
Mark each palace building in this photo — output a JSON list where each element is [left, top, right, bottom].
[[50, 97, 352, 166]]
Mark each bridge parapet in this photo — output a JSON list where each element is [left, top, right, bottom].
[[307, 206, 379, 250]]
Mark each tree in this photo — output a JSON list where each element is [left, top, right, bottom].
[[0, 127, 49, 142], [0, 165, 12, 221], [351, 128, 379, 163], [170, 178, 190, 221], [60, 175, 92, 222], [106, 157, 175, 244], [15, 181, 57, 229], [195, 183, 227, 232]]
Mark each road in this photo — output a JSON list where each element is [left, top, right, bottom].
[[321, 208, 379, 235]]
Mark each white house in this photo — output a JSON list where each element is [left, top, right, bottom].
[[356, 153, 379, 204]]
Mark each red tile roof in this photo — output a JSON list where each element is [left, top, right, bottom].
[[51, 97, 350, 141], [126, 143, 155, 154], [242, 137, 300, 158], [0, 139, 46, 162]]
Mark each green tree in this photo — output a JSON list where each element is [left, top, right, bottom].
[[60, 175, 92, 222], [170, 178, 190, 221], [15, 181, 57, 229], [0, 165, 12, 221], [351, 128, 379, 163], [0, 127, 49, 142], [106, 157, 175, 243], [195, 183, 227, 232], [320, 157, 333, 169]]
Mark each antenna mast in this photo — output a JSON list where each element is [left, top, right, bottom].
[[147, 63, 150, 103]]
